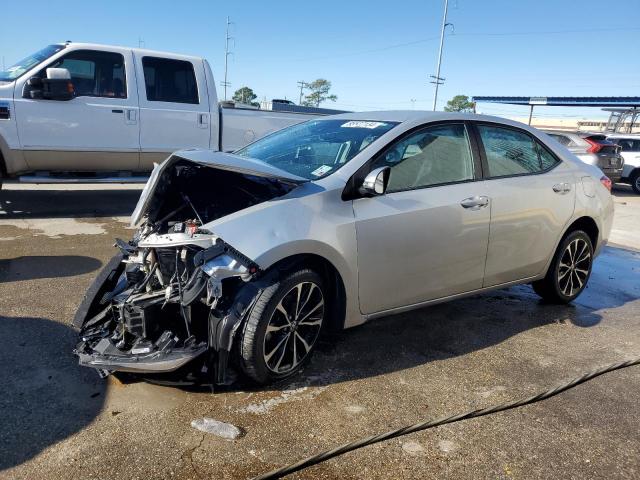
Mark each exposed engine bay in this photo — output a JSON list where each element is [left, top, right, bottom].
[[73, 155, 302, 384]]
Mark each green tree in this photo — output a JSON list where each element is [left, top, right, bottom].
[[444, 95, 475, 113], [301, 79, 337, 107], [232, 86, 259, 107]]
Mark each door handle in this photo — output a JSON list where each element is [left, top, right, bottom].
[[460, 195, 489, 210], [197, 113, 209, 129], [552, 183, 571, 194], [111, 109, 123, 114], [125, 109, 137, 125]]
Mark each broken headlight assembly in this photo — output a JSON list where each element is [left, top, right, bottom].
[[73, 232, 261, 385]]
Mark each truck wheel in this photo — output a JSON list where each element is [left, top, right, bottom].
[[239, 268, 325, 384], [631, 170, 640, 195], [532, 230, 593, 304]]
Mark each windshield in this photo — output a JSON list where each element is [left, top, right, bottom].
[[0, 45, 65, 82], [235, 119, 398, 179]]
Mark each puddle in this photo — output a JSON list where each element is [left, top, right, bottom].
[[0, 218, 107, 238]]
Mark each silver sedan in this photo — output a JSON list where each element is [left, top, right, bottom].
[[74, 111, 614, 385]]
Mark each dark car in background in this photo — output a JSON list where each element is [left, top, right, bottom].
[[545, 130, 624, 183]]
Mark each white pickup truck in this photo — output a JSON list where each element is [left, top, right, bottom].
[[0, 42, 319, 188]]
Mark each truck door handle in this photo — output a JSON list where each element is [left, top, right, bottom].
[[552, 183, 571, 194], [197, 113, 209, 129], [111, 109, 123, 113], [460, 196, 489, 210]]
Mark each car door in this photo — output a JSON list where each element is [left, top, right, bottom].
[[473, 123, 576, 287], [617, 138, 640, 178], [13, 47, 140, 171], [352, 122, 491, 315], [135, 54, 211, 169]]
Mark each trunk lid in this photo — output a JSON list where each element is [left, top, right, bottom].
[[131, 150, 307, 226]]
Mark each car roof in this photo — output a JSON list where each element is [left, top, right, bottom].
[[320, 110, 536, 128]]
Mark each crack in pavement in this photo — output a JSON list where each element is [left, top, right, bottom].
[[181, 433, 206, 479]]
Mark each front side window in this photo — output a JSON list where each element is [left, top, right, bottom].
[[235, 119, 398, 179], [142, 57, 198, 104], [370, 123, 474, 192], [0, 45, 65, 82], [478, 125, 557, 177], [47, 50, 126, 98]]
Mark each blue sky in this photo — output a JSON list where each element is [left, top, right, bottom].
[[2, 0, 639, 120]]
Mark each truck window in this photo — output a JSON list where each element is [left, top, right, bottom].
[[142, 57, 199, 104], [47, 50, 126, 98]]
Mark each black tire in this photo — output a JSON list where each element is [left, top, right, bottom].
[[532, 230, 593, 304], [239, 268, 325, 384], [631, 170, 640, 195]]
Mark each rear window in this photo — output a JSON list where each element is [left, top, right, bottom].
[[142, 57, 198, 104]]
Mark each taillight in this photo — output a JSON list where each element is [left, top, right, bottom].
[[600, 175, 612, 192], [585, 137, 603, 153]]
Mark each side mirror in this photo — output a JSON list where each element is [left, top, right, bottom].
[[43, 68, 75, 100], [359, 166, 390, 196], [22, 68, 75, 101]]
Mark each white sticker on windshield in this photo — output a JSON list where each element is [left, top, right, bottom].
[[311, 165, 333, 177], [340, 121, 387, 129]]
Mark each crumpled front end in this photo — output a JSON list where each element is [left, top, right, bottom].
[[73, 233, 261, 383], [72, 154, 306, 384]]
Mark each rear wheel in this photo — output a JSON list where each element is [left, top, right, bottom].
[[532, 230, 593, 304], [630, 170, 640, 195], [239, 268, 325, 384]]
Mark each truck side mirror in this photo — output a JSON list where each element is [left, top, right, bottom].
[[42, 68, 75, 101], [23, 68, 75, 100]]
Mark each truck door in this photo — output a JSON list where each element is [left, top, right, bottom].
[[13, 48, 140, 171], [135, 54, 211, 169]]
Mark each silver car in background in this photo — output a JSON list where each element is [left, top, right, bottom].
[[544, 130, 624, 182], [74, 112, 614, 385]]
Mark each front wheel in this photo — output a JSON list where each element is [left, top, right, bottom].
[[238, 268, 325, 384], [532, 230, 594, 304]]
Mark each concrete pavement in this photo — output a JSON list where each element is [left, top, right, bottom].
[[0, 182, 639, 479]]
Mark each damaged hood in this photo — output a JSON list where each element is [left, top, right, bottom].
[[131, 150, 308, 227]]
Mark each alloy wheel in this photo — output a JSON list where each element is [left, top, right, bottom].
[[557, 238, 591, 297], [263, 281, 324, 374]]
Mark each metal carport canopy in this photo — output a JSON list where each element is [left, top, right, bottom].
[[472, 96, 640, 107]]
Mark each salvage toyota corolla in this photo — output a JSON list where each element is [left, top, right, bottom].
[[74, 111, 614, 385]]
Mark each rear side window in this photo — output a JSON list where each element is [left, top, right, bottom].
[[478, 125, 558, 177], [616, 138, 640, 152], [48, 50, 126, 98], [142, 57, 198, 104], [370, 123, 475, 192]]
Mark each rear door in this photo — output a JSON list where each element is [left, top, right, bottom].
[[473, 123, 575, 287], [135, 54, 211, 169], [13, 47, 140, 171]]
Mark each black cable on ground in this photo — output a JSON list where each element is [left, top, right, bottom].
[[252, 357, 640, 480]]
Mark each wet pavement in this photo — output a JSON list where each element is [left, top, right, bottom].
[[1, 183, 639, 479]]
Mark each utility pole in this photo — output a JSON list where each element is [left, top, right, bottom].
[[431, 0, 452, 111], [410, 98, 416, 109], [221, 17, 234, 100], [138, 38, 145, 48], [297, 81, 307, 105]]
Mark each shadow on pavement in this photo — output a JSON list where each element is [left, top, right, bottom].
[[0, 256, 102, 283], [0, 316, 106, 471], [263, 245, 640, 391], [0, 188, 141, 219]]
